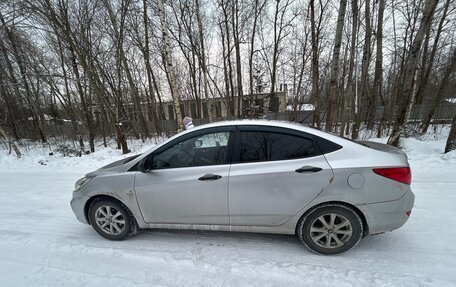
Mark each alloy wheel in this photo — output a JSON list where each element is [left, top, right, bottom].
[[94, 205, 126, 235], [309, 213, 353, 249]]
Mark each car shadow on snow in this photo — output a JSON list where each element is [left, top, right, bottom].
[[136, 229, 303, 249], [134, 228, 403, 254], [72, 224, 406, 256]]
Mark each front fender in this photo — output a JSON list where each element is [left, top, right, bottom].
[[78, 172, 148, 229]]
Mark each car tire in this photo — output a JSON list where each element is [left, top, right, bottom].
[[89, 199, 136, 240], [297, 204, 363, 255]]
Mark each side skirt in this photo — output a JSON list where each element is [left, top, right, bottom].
[[146, 223, 296, 235]]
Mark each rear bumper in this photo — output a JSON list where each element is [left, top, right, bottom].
[[358, 189, 415, 235]]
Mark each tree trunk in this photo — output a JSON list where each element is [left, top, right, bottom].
[[158, 0, 184, 130], [231, 1, 243, 117], [143, 0, 162, 136], [196, 0, 214, 122], [367, 0, 385, 130], [221, 1, 236, 117], [68, 46, 95, 153], [270, 0, 281, 96], [340, 0, 358, 137], [56, 33, 78, 141], [219, 21, 233, 117], [310, 0, 320, 128], [0, 66, 20, 140], [249, 0, 266, 97], [352, 0, 371, 139], [326, 0, 348, 131], [0, 127, 21, 158], [445, 114, 456, 153]]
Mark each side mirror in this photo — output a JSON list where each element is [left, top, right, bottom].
[[138, 156, 153, 173]]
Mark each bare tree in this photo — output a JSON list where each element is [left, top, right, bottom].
[[195, 0, 214, 121], [339, 0, 358, 137], [388, 0, 439, 146], [142, 0, 162, 136], [421, 48, 456, 133], [325, 0, 348, 131], [0, 127, 21, 158], [309, 0, 320, 127], [366, 0, 386, 130], [248, 0, 268, 97], [0, 11, 48, 143], [158, 0, 184, 130], [352, 0, 372, 139], [102, 0, 150, 139], [419, 0, 451, 104], [231, 0, 244, 117], [269, 0, 294, 95], [218, 0, 236, 116], [445, 114, 456, 153]]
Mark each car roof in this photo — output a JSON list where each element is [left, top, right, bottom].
[[188, 119, 344, 143], [192, 119, 309, 132]]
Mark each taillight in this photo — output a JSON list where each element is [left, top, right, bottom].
[[372, 167, 412, 185]]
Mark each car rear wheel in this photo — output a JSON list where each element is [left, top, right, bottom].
[[89, 199, 136, 240], [297, 204, 363, 255]]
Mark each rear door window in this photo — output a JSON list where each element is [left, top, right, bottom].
[[238, 131, 319, 162]]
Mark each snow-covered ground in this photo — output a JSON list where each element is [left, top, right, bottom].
[[1, 130, 456, 286]]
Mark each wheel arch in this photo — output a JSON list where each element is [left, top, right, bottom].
[[84, 194, 138, 228], [295, 201, 369, 237]]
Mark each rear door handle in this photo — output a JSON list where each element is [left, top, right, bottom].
[[295, 166, 323, 173], [198, 174, 222, 181]]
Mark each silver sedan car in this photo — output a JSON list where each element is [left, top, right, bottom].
[[71, 120, 414, 254]]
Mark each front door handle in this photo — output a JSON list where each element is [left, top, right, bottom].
[[198, 174, 222, 181], [295, 166, 323, 173]]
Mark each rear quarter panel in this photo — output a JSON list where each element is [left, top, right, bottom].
[[322, 144, 411, 204]]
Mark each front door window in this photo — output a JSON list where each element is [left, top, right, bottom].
[[153, 131, 231, 169]]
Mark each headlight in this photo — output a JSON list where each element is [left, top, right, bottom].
[[74, 177, 92, 191]]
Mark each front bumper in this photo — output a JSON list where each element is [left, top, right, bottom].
[[70, 191, 90, 224], [358, 189, 415, 235]]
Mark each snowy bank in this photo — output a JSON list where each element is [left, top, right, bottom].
[[0, 130, 455, 286]]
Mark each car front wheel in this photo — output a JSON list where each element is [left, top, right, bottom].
[[297, 204, 363, 255], [89, 199, 136, 240]]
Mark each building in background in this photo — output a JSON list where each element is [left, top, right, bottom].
[[159, 91, 288, 121]]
